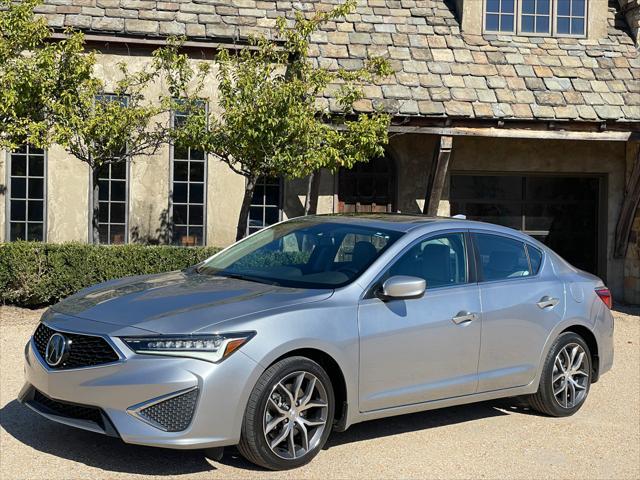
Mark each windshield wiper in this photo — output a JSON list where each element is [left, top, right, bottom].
[[216, 272, 281, 286]]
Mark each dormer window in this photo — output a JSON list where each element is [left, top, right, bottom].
[[521, 0, 551, 34], [484, 0, 586, 37]]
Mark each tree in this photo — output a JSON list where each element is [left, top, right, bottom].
[[176, 0, 393, 241], [1, 1, 198, 244], [0, 0, 92, 149]]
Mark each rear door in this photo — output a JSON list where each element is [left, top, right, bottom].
[[472, 231, 565, 392]]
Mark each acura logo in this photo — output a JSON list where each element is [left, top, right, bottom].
[[45, 333, 69, 367]]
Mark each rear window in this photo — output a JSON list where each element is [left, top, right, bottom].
[[473, 233, 531, 281], [527, 245, 543, 275]]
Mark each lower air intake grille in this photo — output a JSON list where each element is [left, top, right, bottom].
[[138, 389, 198, 432], [32, 389, 105, 429]]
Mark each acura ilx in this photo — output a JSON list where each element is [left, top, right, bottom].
[[19, 214, 614, 470]]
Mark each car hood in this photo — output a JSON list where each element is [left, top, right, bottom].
[[50, 270, 333, 334]]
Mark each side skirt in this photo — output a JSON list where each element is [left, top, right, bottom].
[[345, 383, 537, 428]]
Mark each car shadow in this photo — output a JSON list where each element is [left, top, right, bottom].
[[1, 397, 536, 474], [0, 400, 215, 475]]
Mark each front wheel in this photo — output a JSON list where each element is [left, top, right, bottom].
[[238, 356, 335, 470], [527, 332, 592, 417]]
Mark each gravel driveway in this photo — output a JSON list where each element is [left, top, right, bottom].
[[1, 305, 638, 480]]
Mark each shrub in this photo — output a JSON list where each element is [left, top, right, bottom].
[[0, 242, 220, 307]]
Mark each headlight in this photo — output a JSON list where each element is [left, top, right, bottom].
[[121, 332, 255, 363]]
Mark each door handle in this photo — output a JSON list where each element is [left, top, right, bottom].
[[452, 311, 478, 325], [537, 296, 559, 309]]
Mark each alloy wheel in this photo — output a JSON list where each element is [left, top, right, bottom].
[[263, 371, 329, 460], [552, 343, 589, 409]]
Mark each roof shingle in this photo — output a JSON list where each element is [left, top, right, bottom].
[[36, 0, 640, 123]]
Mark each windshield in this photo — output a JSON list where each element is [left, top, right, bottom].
[[198, 219, 403, 289]]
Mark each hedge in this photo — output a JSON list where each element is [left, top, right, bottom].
[[0, 242, 220, 307]]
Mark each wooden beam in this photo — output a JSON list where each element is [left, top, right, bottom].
[[389, 125, 636, 142], [614, 148, 640, 258], [423, 135, 453, 216]]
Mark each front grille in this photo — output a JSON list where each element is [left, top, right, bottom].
[[33, 323, 119, 369], [32, 389, 105, 429], [138, 389, 198, 432]]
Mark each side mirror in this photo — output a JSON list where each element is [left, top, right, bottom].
[[378, 275, 426, 300]]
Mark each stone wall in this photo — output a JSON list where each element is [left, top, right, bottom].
[[620, 0, 640, 43], [624, 142, 640, 304]]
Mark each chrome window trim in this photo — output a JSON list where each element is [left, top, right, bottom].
[[126, 386, 199, 432], [31, 320, 126, 373]]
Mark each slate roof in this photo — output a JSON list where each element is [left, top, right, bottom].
[[37, 0, 640, 123]]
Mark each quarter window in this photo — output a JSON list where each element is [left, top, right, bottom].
[[527, 245, 543, 274], [248, 177, 281, 235], [473, 233, 531, 281], [388, 233, 468, 288], [8, 145, 46, 241], [171, 107, 206, 246], [484, 0, 586, 36]]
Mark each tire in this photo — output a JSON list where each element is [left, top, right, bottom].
[[527, 332, 592, 417], [238, 356, 335, 470]]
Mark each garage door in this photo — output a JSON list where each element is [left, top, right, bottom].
[[450, 174, 601, 276]]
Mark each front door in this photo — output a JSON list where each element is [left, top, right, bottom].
[[358, 231, 481, 412]]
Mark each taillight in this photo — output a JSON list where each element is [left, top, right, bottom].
[[595, 287, 612, 309]]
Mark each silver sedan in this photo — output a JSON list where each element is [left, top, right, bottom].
[[19, 214, 614, 470]]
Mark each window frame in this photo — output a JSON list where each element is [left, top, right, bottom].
[[364, 229, 476, 299], [91, 161, 130, 245], [246, 176, 283, 236], [553, 0, 588, 38], [483, 0, 587, 38], [5, 146, 48, 242], [470, 230, 543, 284], [89, 94, 131, 245], [484, 0, 518, 35], [169, 103, 209, 247]]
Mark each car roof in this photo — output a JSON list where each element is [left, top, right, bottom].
[[296, 213, 539, 242]]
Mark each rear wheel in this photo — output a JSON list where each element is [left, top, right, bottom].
[[528, 332, 592, 417], [238, 356, 335, 470]]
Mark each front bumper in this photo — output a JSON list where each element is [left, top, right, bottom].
[[19, 321, 262, 449]]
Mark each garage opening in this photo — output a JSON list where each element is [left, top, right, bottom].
[[450, 174, 603, 276]]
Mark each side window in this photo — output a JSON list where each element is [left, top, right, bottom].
[[527, 245, 543, 274], [473, 233, 531, 281], [389, 233, 468, 288]]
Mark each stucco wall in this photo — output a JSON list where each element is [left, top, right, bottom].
[[0, 49, 247, 248]]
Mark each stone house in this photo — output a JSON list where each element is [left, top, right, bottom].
[[1, 0, 639, 303]]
